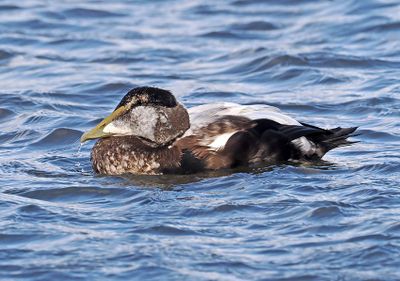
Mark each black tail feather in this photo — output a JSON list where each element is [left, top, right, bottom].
[[253, 119, 359, 159], [319, 127, 358, 153]]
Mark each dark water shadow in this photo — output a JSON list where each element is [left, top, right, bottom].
[[117, 159, 337, 189]]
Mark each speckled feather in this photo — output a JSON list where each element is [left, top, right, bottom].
[[91, 136, 181, 175]]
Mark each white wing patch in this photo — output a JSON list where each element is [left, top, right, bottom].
[[185, 102, 316, 155], [207, 132, 237, 151]]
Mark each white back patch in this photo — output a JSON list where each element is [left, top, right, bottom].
[[185, 102, 302, 137]]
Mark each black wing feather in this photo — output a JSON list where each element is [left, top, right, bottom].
[[253, 119, 329, 141], [252, 118, 358, 158]]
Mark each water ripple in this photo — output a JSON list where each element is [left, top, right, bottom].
[[62, 8, 126, 19], [0, 0, 399, 280]]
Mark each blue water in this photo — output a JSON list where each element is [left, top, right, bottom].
[[1, 0, 400, 280]]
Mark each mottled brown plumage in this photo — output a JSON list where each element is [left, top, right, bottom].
[[81, 86, 358, 175], [174, 116, 256, 170], [91, 136, 181, 175], [90, 116, 256, 174]]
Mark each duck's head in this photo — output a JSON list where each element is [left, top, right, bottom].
[[80, 87, 190, 146]]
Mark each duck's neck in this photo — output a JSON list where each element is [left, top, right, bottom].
[[91, 136, 181, 175]]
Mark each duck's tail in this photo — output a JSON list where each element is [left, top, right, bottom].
[[252, 119, 359, 160], [319, 127, 358, 152], [297, 123, 358, 157]]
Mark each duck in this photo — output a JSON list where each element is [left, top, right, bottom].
[[80, 86, 357, 175]]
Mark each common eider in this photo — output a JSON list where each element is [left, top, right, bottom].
[[80, 87, 358, 175]]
